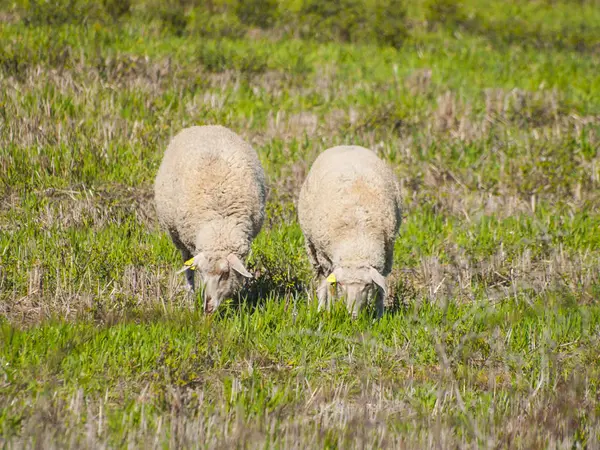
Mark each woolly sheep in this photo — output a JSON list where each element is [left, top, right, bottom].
[[298, 145, 402, 318], [154, 125, 266, 313]]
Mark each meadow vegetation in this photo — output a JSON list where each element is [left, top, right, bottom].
[[1, 0, 599, 447]]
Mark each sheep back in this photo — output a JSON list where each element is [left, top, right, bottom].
[[154, 125, 266, 256], [298, 145, 401, 274]]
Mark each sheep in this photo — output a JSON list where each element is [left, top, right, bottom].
[[154, 125, 266, 313], [297, 145, 402, 318]]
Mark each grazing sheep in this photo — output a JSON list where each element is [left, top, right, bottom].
[[298, 145, 402, 318], [154, 125, 266, 313]]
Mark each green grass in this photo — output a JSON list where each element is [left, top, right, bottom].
[[2, 298, 600, 447], [1, 0, 600, 447]]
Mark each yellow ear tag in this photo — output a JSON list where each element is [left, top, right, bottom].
[[184, 257, 196, 270], [326, 273, 337, 284]]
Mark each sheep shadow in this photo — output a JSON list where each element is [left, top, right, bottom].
[[234, 271, 414, 319], [381, 272, 417, 317], [206, 266, 416, 319], [232, 269, 308, 313]]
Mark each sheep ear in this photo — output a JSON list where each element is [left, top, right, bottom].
[[227, 253, 253, 278], [369, 267, 387, 296], [177, 253, 205, 274]]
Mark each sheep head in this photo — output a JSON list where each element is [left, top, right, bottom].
[[180, 252, 253, 313], [318, 266, 386, 318]]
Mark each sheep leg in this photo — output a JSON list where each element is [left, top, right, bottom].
[[384, 240, 395, 275], [169, 230, 195, 293], [307, 240, 328, 309], [375, 289, 384, 319], [184, 268, 195, 293], [305, 239, 323, 276], [181, 249, 195, 293], [316, 276, 329, 311]]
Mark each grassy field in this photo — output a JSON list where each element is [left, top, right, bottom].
[[1, 0, 600, 447]]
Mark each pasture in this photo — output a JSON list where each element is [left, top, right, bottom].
[[1, 0, 600, 447]]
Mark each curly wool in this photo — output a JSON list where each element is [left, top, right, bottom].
[[298, 145, 402, 277], [154, 125, 266, 261]]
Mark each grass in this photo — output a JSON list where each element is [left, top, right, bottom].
[[1, 0, 600, 447]]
